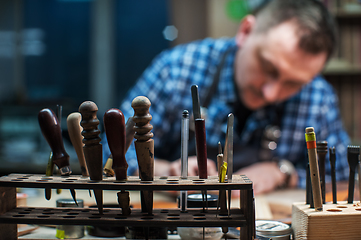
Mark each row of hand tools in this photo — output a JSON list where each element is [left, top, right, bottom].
[[38, 85, 235, 219], [305, 127, 360, 210]]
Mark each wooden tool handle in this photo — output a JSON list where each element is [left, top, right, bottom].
[[305, 127, 322, 211], [132, 96, 154, 215], [79, 101, 102, 181], [131, 96, 153, 142], [104, 108, 128, 180], [38, 108, 70, 172], [131, 96, 154, 180], [67, 112, 88, 177], [195, 118, 207, 179]]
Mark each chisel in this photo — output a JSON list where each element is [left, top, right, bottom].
[[329, 147, 337, 204], [79, 101, 103, 214], [347, 145, 359, 204], [224, 113, 234, 217]]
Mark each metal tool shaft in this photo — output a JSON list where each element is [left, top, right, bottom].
[[180, 110, 189, 212], [316, 141, 327, 204], [329, 147, 337, 204], [347, 145, 359, 204]]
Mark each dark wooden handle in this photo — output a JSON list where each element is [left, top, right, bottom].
[[104, 108, 128, 180], [195, 118, 207, 179], [38, 108, 69, 169]]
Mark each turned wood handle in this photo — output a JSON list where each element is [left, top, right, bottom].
[[104, 108, 128, 180], [67, 112, 88, 177], [38, 108, 70, 170], [131, 96, 153, 142], [79, 101, 102, 181]]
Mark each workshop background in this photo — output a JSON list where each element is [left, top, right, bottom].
[[0, 0, 360, 175]]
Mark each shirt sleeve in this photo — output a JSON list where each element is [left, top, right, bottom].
[[102, 49, 180, 176], [315, 82, 350, 185]]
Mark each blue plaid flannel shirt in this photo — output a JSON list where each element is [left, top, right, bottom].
[[102, 37, 350, 188]]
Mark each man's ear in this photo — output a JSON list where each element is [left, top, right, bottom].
[[235, 15, 256, 47]]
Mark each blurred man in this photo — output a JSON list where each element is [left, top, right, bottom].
[[103, 0, 349, 195]]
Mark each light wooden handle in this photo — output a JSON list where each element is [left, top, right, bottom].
[[67, 112, 88, 177]]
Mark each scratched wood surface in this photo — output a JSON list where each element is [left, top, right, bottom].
[[0, 174, 252, 191], [292, 202, 361, 240]]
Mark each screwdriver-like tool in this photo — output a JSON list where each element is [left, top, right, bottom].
[[329, 147, 337, 204], [132, 96, 154, 215], [224, 113, 234, 217], [39, 107, 77, 205], [347, 145, 360, 204], [103, 117, 136, 176], [79, 101, 103, 214], [104, 108, 131, 215], [180, 110, 189, 213], [305, 127, 322, 211], [306, 163, 314, 208], [39, 108, 72, 175], [216, 142, 227, 217], [67, 112, 92, 197], [56, 106, 78, 205], [316, 141, 327, 204], [104, 109, 128, 180], [191, 85, 208, 212], [67, 112, 89, 177], [45, 152, 54, 200]]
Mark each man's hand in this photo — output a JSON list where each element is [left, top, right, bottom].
[[168, 156, 218, 177], [235, 162, 289, 195]]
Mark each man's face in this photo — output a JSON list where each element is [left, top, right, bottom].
[[234, 19, 327, 110]]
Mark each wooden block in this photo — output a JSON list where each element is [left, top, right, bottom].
[[292, 201, 361, 240], [0, 187, 17, 240]]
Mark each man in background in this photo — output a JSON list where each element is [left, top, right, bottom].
[[103, 0, 350, 195]]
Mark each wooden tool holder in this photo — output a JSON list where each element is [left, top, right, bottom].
[[0, 174, 255, 240], [292, 202, 361, 240]]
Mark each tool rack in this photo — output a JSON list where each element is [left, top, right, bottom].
[[0, 174, 255, 240]]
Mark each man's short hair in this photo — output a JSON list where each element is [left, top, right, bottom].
[[252, 0, 336, 60]]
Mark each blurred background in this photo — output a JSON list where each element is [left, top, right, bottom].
[[1, 0, 360, 176], [0, 0, 250, 175]]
